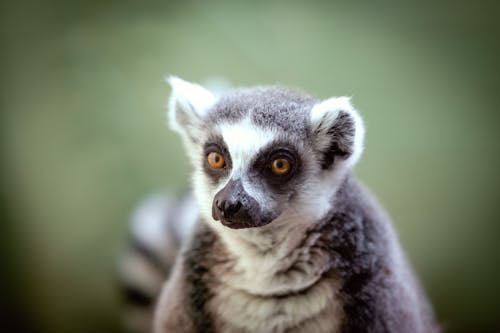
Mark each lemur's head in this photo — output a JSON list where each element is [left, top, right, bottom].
[[168, 77, 364, 231]]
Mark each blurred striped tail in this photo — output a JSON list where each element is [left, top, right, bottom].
[[118, 194, 198, 333]]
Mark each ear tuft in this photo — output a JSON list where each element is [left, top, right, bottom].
[[167, 76, 216, 141], [310, 97, 365, 170]]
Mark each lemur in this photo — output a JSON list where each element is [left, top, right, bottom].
[[119, 77, 439, 333]]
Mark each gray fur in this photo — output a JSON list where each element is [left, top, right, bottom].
[[206, 86, 316, 132], [149, 79, 439, 333]]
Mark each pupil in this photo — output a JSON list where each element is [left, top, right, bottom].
[[276, 161, 283, 168], [214, 155, 220, 163]]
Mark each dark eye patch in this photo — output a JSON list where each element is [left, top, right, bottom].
[[202, 136, 232, 184], [251, 142, 302, 192]]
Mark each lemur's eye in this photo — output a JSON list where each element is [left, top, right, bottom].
[[207, 151, 225, 169], [271, 158, 291, 176]]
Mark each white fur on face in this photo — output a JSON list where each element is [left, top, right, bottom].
[[218, 117, 274, 174], [218, 117, 277, 200], [191, 117, 278, 233]]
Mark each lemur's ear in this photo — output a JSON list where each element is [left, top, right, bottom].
[[309, 97, 365, 170], [167, 76, 216, 142]]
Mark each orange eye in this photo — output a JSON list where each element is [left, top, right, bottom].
[[207, 151, 225, 169], [271, 158, 291, 176]]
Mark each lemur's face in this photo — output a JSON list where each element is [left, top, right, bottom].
[[168, 78, 364, 230], [200, 117, 309, 229]]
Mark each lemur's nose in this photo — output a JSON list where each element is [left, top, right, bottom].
[[212, 178, 265, 229], [216, 199, 242, 219], [212, 178, 247, 222]]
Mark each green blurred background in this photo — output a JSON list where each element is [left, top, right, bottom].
[[1, 0, 499, 332]]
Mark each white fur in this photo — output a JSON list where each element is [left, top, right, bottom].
[[211, 274, 343, 333], [218, 117, 278, 201], [166, 77, 217, 164], [310, 96, 365, 169], [167, 76, 216, 119], [218, 117, 275, 175]]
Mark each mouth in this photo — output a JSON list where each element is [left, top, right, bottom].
[[216, 215, 274, 230]]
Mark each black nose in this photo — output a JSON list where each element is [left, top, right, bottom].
[[215, 198, 242, 219], [212, 178, 270, 229]]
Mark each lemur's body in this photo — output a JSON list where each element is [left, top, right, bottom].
[[121, 78, 438, 333]]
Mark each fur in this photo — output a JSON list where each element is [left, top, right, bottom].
[[124, 77, 439, 333]]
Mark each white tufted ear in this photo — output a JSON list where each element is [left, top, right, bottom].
[[309, 96, 365, 170], [167, 76, 216, 142]]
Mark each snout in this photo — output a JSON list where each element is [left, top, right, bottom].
[[212, 178, 272, 229], [214, 197, 242, 221]]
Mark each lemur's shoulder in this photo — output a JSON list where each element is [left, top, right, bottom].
[[328, 177, 439, 333]]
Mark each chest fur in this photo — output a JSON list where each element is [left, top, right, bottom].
[[206, 231, 345, 333]]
